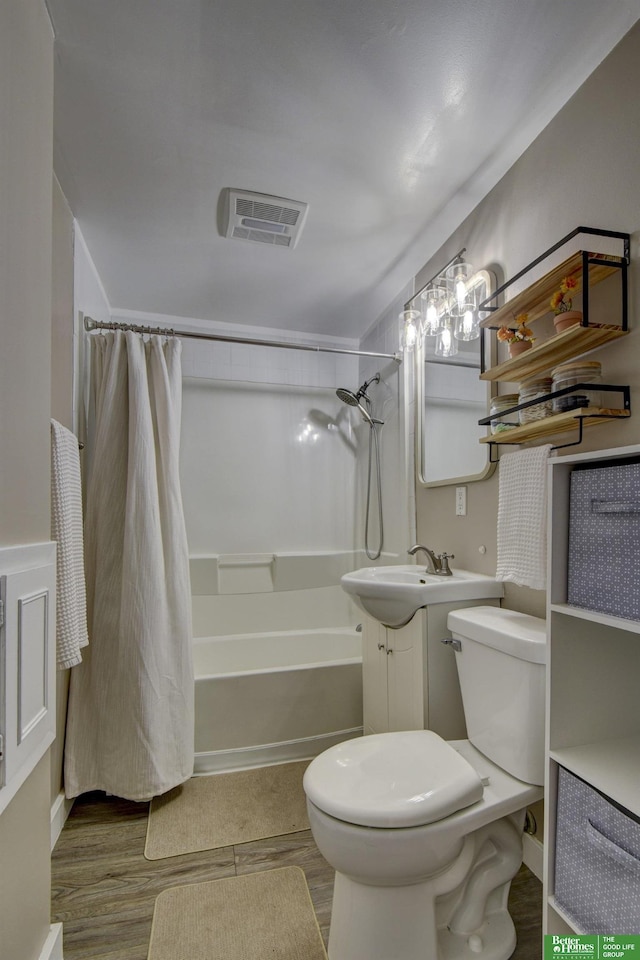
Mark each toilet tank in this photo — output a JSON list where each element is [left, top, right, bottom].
[[447, 606, 546, 785]]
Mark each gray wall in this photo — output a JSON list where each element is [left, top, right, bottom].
[[415, 23, 640, 619], [51, 177, 76, 805], [0, 1, 55, 958]]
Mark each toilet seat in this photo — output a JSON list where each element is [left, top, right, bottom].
[[303, 730, 484, 828]]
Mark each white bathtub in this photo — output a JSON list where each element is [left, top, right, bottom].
[[193, 627, 363, 773]]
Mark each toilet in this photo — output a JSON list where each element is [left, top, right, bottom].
[[303, 606, 546, 960]]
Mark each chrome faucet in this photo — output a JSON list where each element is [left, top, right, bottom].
[[407, 543, 455, 576]]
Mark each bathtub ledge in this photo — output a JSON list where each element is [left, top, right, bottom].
[[194, 727, 362, 776]]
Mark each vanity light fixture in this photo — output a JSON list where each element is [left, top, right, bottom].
[[402, 248, 483, 354], [454, 307, 480, 341], [399, 309, 421, 352], [434, 321, 459, 357], [446, 256, 475, 317], [420, 283, 447, 337]]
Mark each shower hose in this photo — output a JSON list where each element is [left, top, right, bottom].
[[365, 422, 384, 560]]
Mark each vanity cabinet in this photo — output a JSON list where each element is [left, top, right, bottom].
[[478, 227, 631, 452], [544, 444, 640, 936], [360, 599, 499, 740]]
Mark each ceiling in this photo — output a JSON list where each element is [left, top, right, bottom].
[[48, 0, 640, 341]]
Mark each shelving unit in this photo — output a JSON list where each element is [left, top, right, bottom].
[[478, 227, 631, 453], [544, 444, 640, 937], [479, 248, 627, 331], [479, 226, 629, 336], [478, 383, 630, 455], [481, 408, 630, 453], [479, 324, 627, 383]]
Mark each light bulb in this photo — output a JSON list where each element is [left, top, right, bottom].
[[434, 325, 459, 357], [399, 309, 420, 352], [446, 257, 474, 317], [455, 278, 467, 308], [421, 284, 446, 336], [454, 308, 480, 341]]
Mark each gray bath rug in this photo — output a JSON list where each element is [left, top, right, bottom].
[[144, 760, 310, 860], [147, 866, 327, 960]]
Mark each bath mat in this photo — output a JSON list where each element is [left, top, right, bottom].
[[147, 866, 327, 960], [145, 760, 310, 860]]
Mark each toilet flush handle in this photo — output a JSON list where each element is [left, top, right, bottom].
[[440, 637, 462, 652]]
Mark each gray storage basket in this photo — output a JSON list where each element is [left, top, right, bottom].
[[567, 460, 640, 621], [554, 766, 640, 933]]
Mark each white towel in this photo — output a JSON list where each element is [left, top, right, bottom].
[[51, 419, 89, 669], [496, 445, 552, 591]]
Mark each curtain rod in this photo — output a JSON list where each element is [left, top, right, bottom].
[[83, 317, 402, 363]]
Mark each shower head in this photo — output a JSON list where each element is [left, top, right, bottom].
[[336, 385, 382, 426], [336, 387, 360, 407]]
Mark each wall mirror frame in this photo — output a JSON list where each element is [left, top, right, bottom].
[[414, 267, 497, 487]]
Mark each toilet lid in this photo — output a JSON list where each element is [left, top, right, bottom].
[[303, 730, 484, 828]]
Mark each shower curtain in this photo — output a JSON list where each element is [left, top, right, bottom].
[[64, 330, 194, 801]]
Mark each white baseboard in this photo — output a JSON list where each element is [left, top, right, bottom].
[[39, 924, 63, 960], [522, 832, 543, 882], [51, 790, 74, 849], [194, 727, 362, 775]]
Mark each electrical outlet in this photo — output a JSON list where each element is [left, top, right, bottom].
[[455, 486, 467, 516]]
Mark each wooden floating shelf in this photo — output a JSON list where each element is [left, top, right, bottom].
[[479, 251, 623, 329], [479, 324, 628, 382], [479, 407, 630, 446]]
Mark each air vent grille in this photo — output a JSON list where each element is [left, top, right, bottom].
[[232, 226, 292, 247], [235, 199, 300, 226], [223, 190, 309, 249]]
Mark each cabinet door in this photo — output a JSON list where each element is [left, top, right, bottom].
[[361, 616, 388, 735], [386, 615, 424, 732]]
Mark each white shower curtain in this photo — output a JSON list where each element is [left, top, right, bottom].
[[64, 331, 194, 801]]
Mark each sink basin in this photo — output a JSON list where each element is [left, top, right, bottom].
[[341, 565, 504, 628]]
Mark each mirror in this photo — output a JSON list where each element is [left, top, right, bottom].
[[415, 268, 496, 487]]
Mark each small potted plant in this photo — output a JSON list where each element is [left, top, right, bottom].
[[497, 313, 535, 358], [550, 275, 582, 332]]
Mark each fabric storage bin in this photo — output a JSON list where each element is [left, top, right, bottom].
[[567, 459, 640, 621], [554, 766, 640, 933]]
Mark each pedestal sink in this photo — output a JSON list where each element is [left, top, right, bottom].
[[341, 565, 504, 628]]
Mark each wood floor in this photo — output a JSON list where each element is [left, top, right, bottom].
[[51, 789, 543, 960]]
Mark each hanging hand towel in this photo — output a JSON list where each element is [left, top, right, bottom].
[[51, 419, 89, 669], [496, 444, 552, 591]]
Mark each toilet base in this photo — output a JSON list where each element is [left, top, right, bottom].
[[438, 912, 515, 960], [328, 872, 517, 960], [327, 815, 524, 960]]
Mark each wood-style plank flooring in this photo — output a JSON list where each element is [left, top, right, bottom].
[[51, 790, 542, 960]]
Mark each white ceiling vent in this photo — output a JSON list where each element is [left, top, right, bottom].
[[222, 189, 309, 249]]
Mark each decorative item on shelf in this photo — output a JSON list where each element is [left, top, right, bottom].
[[489, 394, 520, 434], [550, 274, 582, 332], [551, 361, 602, 412], [518, 377, 553, 424], [497, 313, 535, 357], [399, 308, 421, 352]]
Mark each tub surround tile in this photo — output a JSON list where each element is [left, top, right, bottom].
[[192, 585, 359, 636], [189, 550, 364, 597]]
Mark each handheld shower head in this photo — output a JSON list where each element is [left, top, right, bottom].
[[336, 387, 375, 425], [336, 387, 360, 407], [336, 385, 384, 426]]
